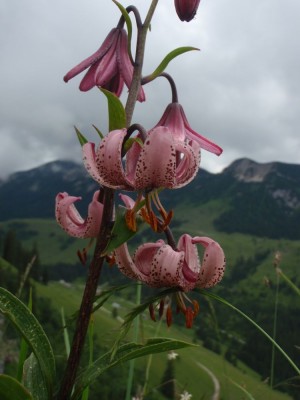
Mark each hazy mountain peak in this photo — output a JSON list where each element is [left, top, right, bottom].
[[224, 158, 275, 182]]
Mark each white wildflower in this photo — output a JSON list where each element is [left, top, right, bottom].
[[180, 390, 192, 400]]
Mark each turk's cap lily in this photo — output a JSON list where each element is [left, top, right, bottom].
[[114, 234, 225, 291], [82, 126, 201, 191], [64, 28, 145, 102], [55, 190, 103, 238], [175, 0, 201, 22], [155, 102, 222, 156]]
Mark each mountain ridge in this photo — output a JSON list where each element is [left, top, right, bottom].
[[0, 157, 299, 239]]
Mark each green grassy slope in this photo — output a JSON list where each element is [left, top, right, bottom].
[[35, 281, 292, 400]]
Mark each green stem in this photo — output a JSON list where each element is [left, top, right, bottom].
[[270, 271, 279, 388], [277, 268, 300, 296], [199, 290, 300, 376], [125, 0, 159, 124], [125, 283, 142, 400]]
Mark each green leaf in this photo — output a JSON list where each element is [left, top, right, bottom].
[[72, 338, 195, 400], [74, 126, 88, 146], [92, 283, 133, 314], [100, 88, 126, 131], [102, 205, 144, 255], [112, 0, 133, 63], [0, 375, 33, 400], [112, 287, 177, 355], [61, 307, 71, 357], [17, 288, 32, 382], [92, 124, 104, 139], [0, 287, 56, 398], [23, 353, 48, 400], [145, 47, 199, 82]]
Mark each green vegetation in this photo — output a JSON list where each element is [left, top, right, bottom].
[[1, 214, 299, 399]]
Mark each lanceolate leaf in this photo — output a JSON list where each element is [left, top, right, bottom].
[[0, 288, 56, 398], [100, 88, 126, 131], [23, 353, 48, 400], [0, 375, 33, 400], [74, 126, 88, 146], [146, 47, 199, 82], [102, 206, 144, 255], [72, 338, 195, 400]]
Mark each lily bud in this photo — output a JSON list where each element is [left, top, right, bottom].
[[175, 0, 201, 22]]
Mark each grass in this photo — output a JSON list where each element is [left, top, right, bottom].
[[34, 281, 293, 400]]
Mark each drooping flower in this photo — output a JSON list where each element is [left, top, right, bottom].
[[175, 0, 201, 22], [114, 234, 225, 292], [82, 126, 201, 191], [154, 102, 222, 156], [63, 28, 145, 102], [55, 190, 103, 238]]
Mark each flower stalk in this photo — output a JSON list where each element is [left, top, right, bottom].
[[57, 188, 114, 400], [57, 1, 160, 398]]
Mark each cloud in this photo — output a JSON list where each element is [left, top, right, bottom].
[[1, 0, 300, 179]]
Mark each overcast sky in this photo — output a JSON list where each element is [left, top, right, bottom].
[[1, 0, 300, 179]]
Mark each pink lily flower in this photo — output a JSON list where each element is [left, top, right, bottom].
[[55, 190, 103, 238], [82, 126, 201, 191], [63, 28, 145, 102], [154, 102, 223, 156], [114, 234, 226, 292], [174, 0, 201, 22]]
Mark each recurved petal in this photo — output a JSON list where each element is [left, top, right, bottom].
[[95, 129, 133, 189], [82, 142, 102, 185], [114, 243, 143, 280], [180, 106, 223, 155], [173, 140, 201, 188], [119, 193, 135, 209], [134, 127, 177, 190], [133, 240, 164, 277], [192, 236, 226, 288], [63, 28, 118, 83], [177, 234, 200, 277], [55, 190, 103, 238]]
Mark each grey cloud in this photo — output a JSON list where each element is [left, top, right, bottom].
[[1, 0, 300, 179]]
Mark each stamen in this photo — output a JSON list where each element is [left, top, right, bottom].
[[77, 238, 94, 265], [77, 249, 87, 266], [166, 305, 173, 327], [185, 307, 194, 329], [125, 209, 137, 232], [149, 303, 156, 322], [124, 192, 143, 232]]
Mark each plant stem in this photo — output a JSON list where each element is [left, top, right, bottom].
[[270, 270, 279, 388], [57, 188, 114, 400], [58, 2, 159, 397], [125, 283, 142, 400], [125, 0, 159, 123]]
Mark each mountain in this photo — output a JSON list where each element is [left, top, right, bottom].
[[0, 157, 300, 239]]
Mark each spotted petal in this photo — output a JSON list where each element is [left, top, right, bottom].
[[148, 244, 185, 288], [192, 236, 226, 288], [83, 129, 132, 190], [114, 243, 143, 280], [55, 190, 103, 238]]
